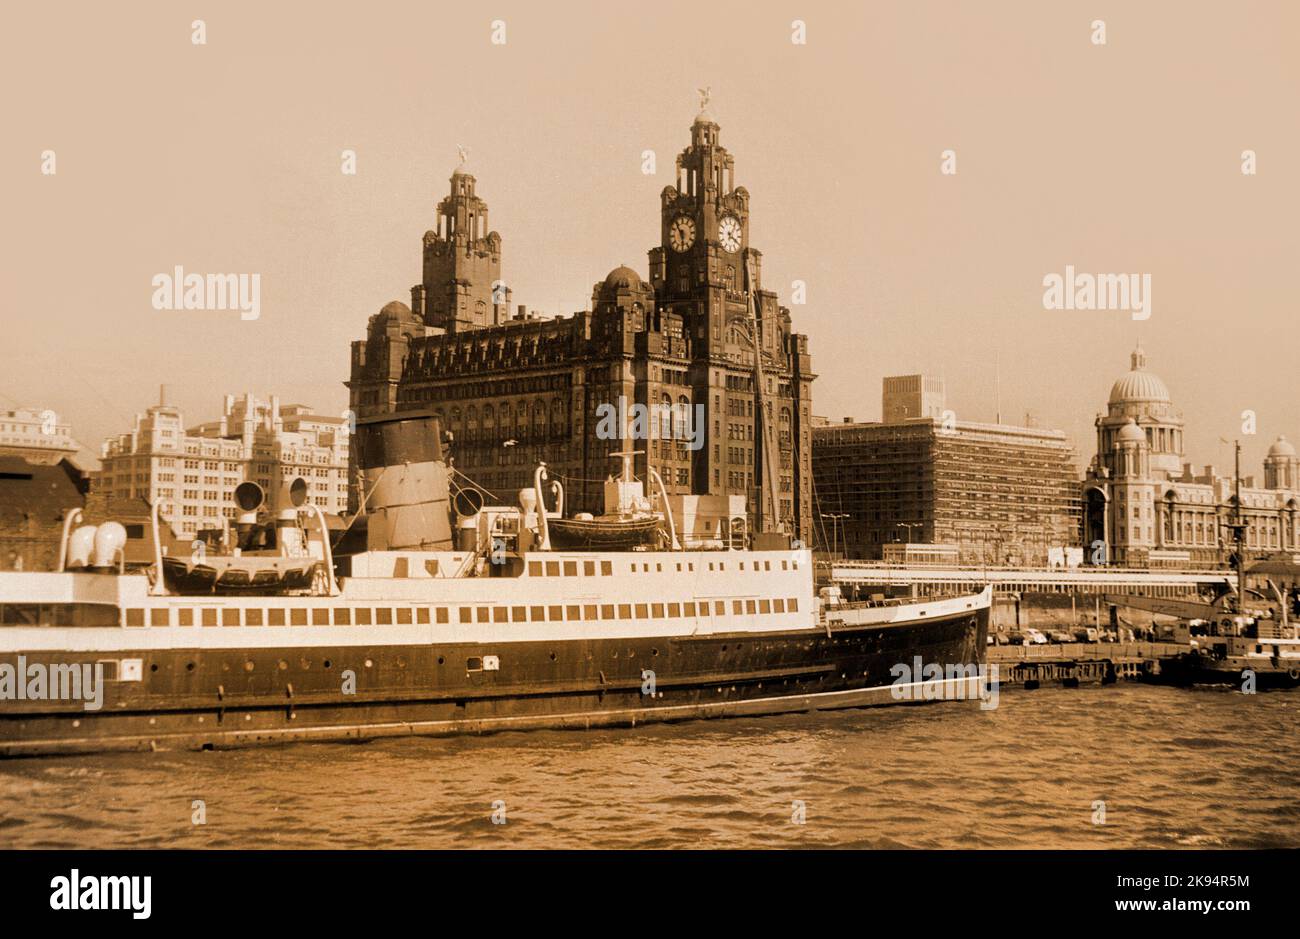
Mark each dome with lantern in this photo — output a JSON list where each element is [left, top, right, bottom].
[[1268, 436, 1297, 459], [1108, 346, 1172, 408]]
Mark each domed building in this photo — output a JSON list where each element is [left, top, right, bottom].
[[1265, 436, 1300, 490], [1084, 346, 1300, 566], [1095, 346, 1185, 479]]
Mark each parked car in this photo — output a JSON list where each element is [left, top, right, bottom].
[[1005, 629, 1026, 645], [1047, 630, 1074, 644], [1023, 628, 1049, 645], [1072, 626, 1100, 643]]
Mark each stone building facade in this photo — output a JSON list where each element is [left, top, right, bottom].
[[97, 392, 350, 537], [1083, 346, 1300, 567], [348, 109, 816, 542]]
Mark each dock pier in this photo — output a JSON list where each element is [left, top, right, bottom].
[[987, 642, 1185, 689]]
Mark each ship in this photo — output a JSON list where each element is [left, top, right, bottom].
[[1108, 441, 1300, 689], [0, 412, 990, 757]]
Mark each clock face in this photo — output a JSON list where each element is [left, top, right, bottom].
[[718, 215, 742, 253], [669, 216, 696, 252]]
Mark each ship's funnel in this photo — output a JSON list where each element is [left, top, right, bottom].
[[353, 411, 452, 551], [91, 522, 127, 568]]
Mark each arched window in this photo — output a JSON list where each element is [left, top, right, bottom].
[[674, 395, 690, 439], [675, 395, 691, 460]]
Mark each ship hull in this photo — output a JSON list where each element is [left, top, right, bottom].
[[0, 605, 988, 757], [1143, 651, 1300, 689]]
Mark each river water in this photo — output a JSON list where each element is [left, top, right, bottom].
[[1, 684, 1297, 849]]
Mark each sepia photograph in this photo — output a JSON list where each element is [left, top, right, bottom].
[[0, 0, 1294, 922]]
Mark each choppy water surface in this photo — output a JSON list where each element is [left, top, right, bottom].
[[2, 684, 1297, 849]]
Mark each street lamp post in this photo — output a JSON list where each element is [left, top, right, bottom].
[[820, 512, 847, 557]]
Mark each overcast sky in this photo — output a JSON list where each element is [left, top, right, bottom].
[[3, 1, 1297, 477]]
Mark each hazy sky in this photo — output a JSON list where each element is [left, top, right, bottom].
[[3, 1, 1297, 476]]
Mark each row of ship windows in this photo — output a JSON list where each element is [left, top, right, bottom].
[[121, 598, 801, 628], [527, 558, 797, 577]]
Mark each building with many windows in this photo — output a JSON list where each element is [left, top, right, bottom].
[[0, 407, 78, 465], [348, 107, 815, 542], [97, 391, 350, 536], [1083, 346, 1300, 567], [812, 376, 1082, 565]]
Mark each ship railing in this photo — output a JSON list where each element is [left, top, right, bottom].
[[824, 560, 1236, 576], [831, 595, 968, 611]]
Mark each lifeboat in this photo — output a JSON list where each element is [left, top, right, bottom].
[[161, 554, 322, 595], [533, 448, 677, 552], [546, 515, 661, 550]]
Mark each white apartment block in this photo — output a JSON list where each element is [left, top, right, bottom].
[[97, 392, 350, 536], [0, 407, 78, 465]]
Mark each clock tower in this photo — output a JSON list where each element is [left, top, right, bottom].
[[646, 99, 815, 542], [649, 104, 756, 355]]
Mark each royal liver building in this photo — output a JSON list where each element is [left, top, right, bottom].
[[347, 105, 815, 545]]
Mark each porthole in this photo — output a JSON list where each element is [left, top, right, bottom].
[[437, 656, 445, 665], [278, 660, 288, 670], [364, 659, 374, 669], [186, 662, 195, 671], [150, 664, 158, 672], [549, 652, 557, 661], [244, 661, 255, 672], [323, 659, 332, 669]]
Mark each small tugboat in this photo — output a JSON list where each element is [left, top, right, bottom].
[[1113, 442, 1300, 689]]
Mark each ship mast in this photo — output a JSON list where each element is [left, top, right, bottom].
[[1230, 439, 1246, 614], [743, 254, 783, 536]]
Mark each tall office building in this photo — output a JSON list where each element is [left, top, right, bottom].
[[813, 377, 1082, 565]]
